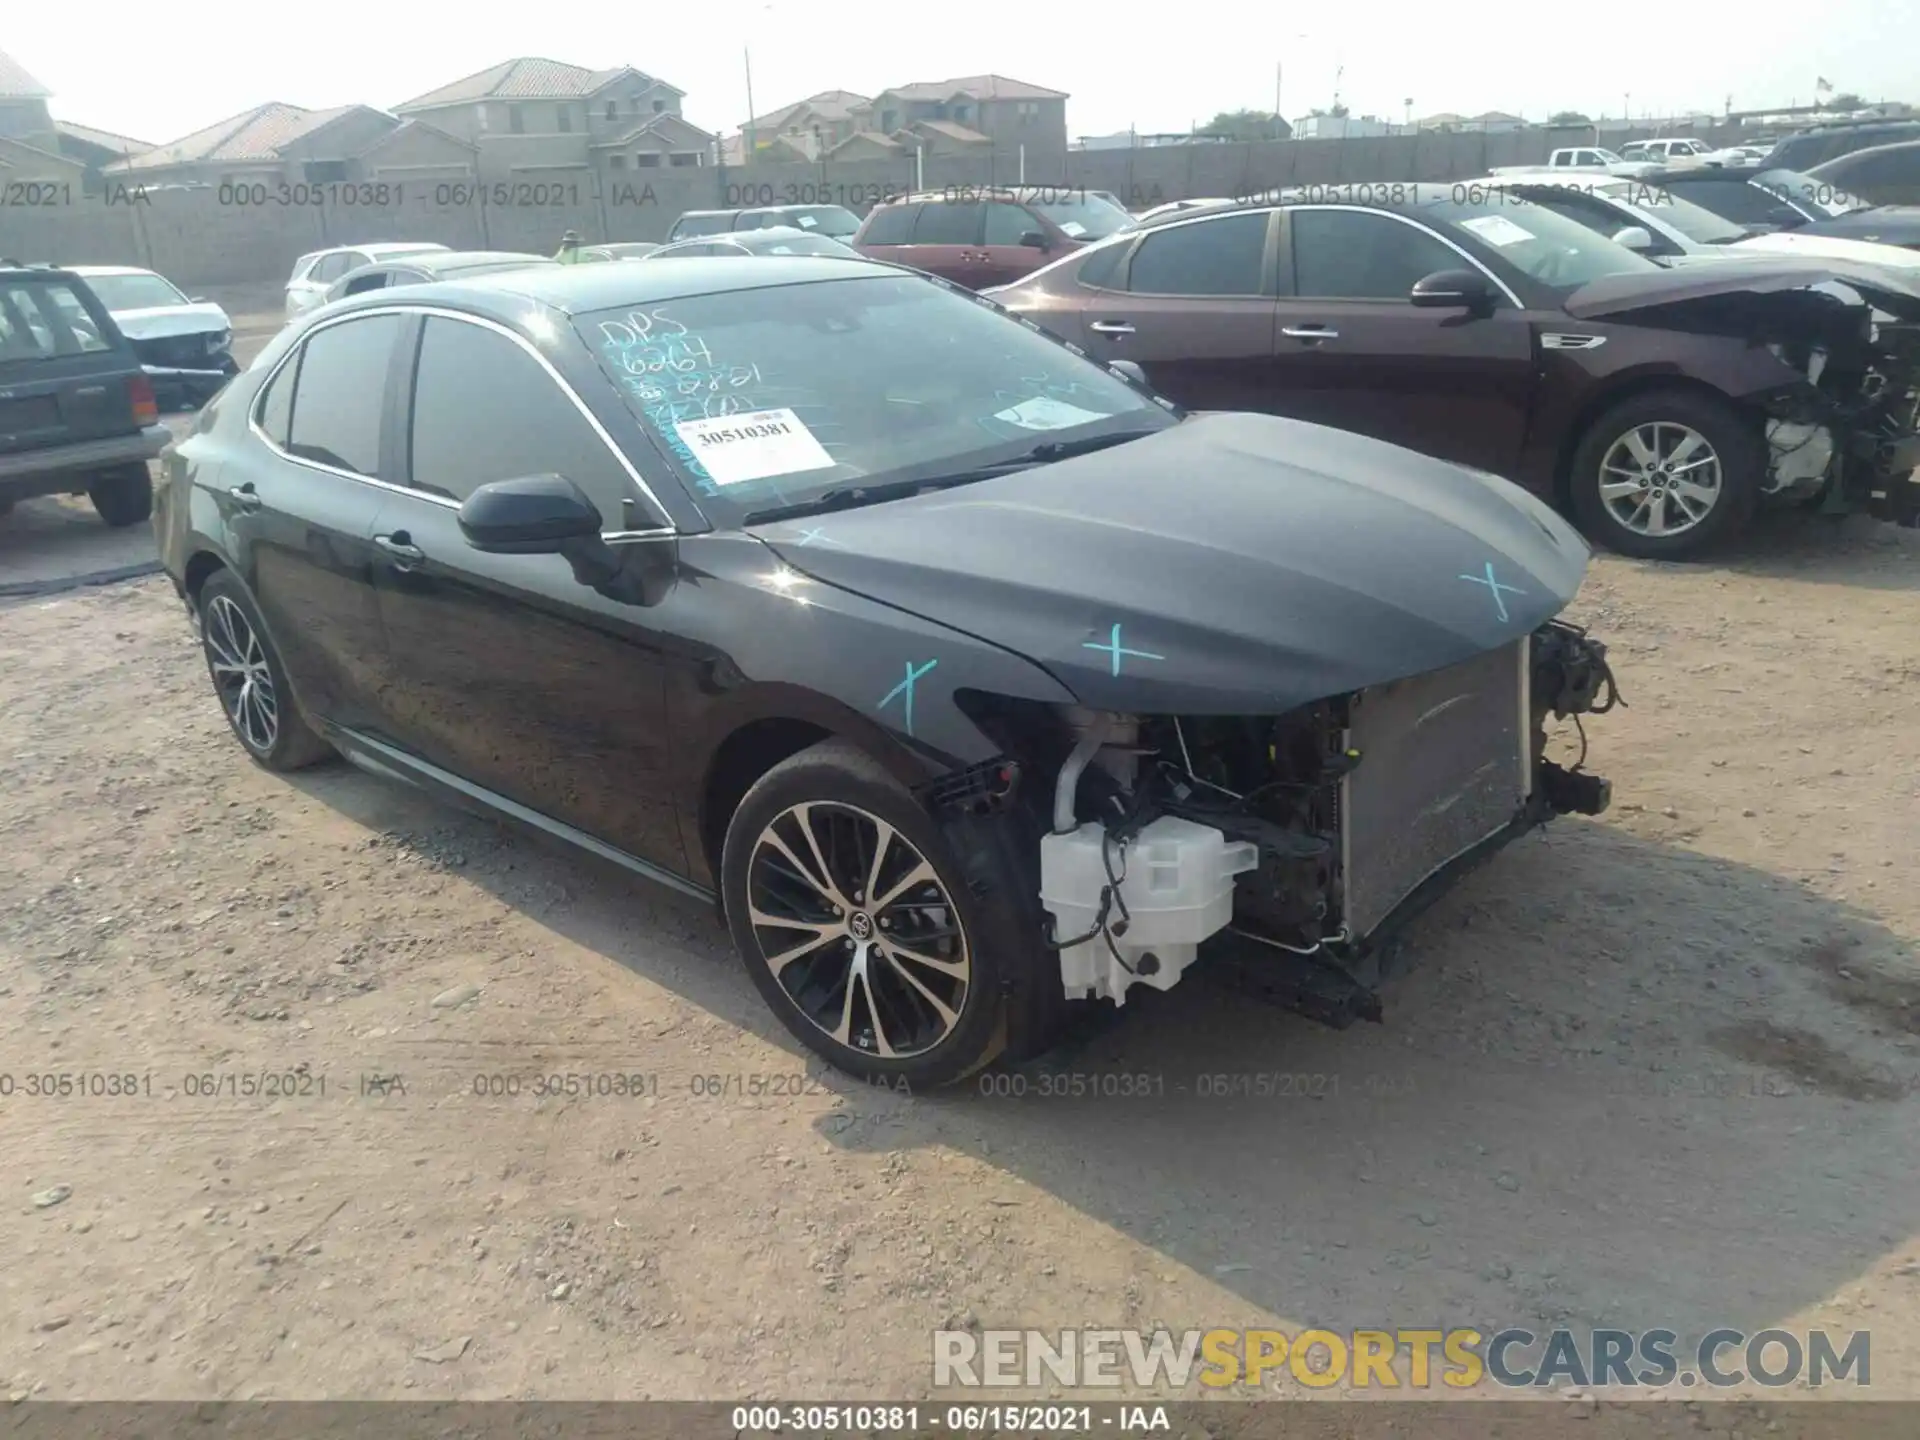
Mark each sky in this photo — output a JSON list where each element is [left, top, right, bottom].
[[8, 0, 1916, 148]]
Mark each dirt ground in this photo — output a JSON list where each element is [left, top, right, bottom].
[[2, 502, 1917, 1420]]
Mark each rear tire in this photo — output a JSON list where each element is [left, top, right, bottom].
[[720, 740, 1026, 1088], [88, 464, 154, 528], [1569, 390, 1761, 559], [196, 570, 335, 771]]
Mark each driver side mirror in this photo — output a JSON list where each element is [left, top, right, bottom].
[[1409, 268, 1495, 315], [459, 473, 602, 553], [1610, 225, 1655, 252], [1019, 230, 1052, 251], [458, 473, 676, 606]]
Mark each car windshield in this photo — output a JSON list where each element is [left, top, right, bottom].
[[1417, 196, 1662, 290], [1597, 183, 1749, 243], [760, 206, 861, 237], [745, 231, 858, 256], [1752, 168, 1871, 216], [84, 272, 190, 311], [577, 272, 1172, 521], [1025, 193, 1135, 240], [1594, 149, 1627, 164]]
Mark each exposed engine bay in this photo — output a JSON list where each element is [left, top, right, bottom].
[[1025, 622, 1619, 1020], [1757, 282, 1920, 523]]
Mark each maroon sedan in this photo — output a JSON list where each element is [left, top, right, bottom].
[[852, 187, 1135, 290], [982, 191, 1920, 558]]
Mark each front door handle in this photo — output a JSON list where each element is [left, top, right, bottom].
[[227, 483, 263, 512], [1089, 320, 1135, 335], [373, 532, 425, 567], [1281, 325, 1340, 341]]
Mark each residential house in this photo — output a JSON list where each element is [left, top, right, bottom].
[[0, 49, 58, 150], [54, 120, 153, 185], [1415, 111, 1467, 132], [393, 57, 712, 178], [1468, 110, 1527, 133], [849, 75, 1068, 158], [739, 89, 868, 159], [0, 48, 87, 187], [99, 103, 469, 188]]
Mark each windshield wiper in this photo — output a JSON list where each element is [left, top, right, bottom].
[[741, 428, 1161, 526]]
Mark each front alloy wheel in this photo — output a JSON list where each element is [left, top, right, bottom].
[[720, 739, 1019, 1085], [1597, 422, 1723, 539], [746, 801, 971, 1059]]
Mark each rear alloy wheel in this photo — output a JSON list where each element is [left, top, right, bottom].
[[88, 464, 154, 528], [1570, 391, 1761, 559], [197, 570, 334, 771], [721, 741, 1010, 1086]]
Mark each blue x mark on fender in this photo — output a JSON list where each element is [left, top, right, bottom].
[[786, 526, 846, 548], [877, 659, 938, 736], [1081, 622, 1165, 677], [1458, 562, 1527, 623]]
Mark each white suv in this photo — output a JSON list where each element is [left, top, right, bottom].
[[284, 243, 450, 322]]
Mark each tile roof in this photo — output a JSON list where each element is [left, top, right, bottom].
[[908, 119, 992, 143], [107, 102, 316, 170], [395, 57, 681, 110], [877, 74, 1066, 102], [55, 119, 154, 153], [0, 50, 52, 99], [746, 89, 870, 131], [828, 130, 905, 155]]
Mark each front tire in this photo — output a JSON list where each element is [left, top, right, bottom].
[[89, 464, 154, 528], [1569, 390, 1762, 559], [196, 570, 334, 771], [720, 740, 1017, 1087]]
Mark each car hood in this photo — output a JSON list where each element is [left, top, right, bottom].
[[1564, 259, 1920, 323], [753, 413, 1591, 717], [1804, 207, 1920, 245], [111, 302, 232, 339], [1730, 230, 1920, 269]]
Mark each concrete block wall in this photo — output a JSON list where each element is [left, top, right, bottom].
[[0, 124, 1760, 287]]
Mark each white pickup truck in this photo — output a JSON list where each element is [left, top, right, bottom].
[[1490, 146, 1660, 177]]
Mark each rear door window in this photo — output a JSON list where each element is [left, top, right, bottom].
[[1124, 211, 1270, 295], [284, 314, 403, 476], [858, 203, 921, 245], [911, 202, 984, 245], [0, 280, 113, 358]]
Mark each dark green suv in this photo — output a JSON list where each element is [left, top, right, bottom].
[[0, 263, 170, 526]]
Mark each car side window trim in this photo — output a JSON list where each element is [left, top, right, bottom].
[[249, 312, 414, 493], [390, 305, 676, 538], [1279, 205, 1525, 308], [1118, 207, 1281, 298]]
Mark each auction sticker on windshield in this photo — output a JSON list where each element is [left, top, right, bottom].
[[993, 396, 1111, 430], [673, 407, 835, 486], [1460, 214, 1537, 247]]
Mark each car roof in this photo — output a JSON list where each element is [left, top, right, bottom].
[[386, 250, 551, 273], [336, 255, 906, 317], [675, 209, 740, 219], [65, 264, 161, 277], [353, 241, 453, 256]]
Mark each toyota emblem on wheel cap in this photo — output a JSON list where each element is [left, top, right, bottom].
[[848, 911, 874, 941]]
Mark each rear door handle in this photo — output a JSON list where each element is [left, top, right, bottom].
[[374, 532, 425, 566], [227, 483, 263, 512], [1282, 325, 1340, 340], [1089, 320, 1135, 335]]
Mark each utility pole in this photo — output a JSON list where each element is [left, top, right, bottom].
[[743, 46, 757, 158]]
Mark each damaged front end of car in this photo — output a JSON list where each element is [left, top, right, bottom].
[[946, 622, 1619, 1033], [1758, 287, 1920, 524]]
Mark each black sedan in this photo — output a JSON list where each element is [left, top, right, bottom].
[[1644, 164, 1920, 249], [646, 226, 860, 260], [153, 257, 1617, 1085], [324, 250, 558, 303]]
